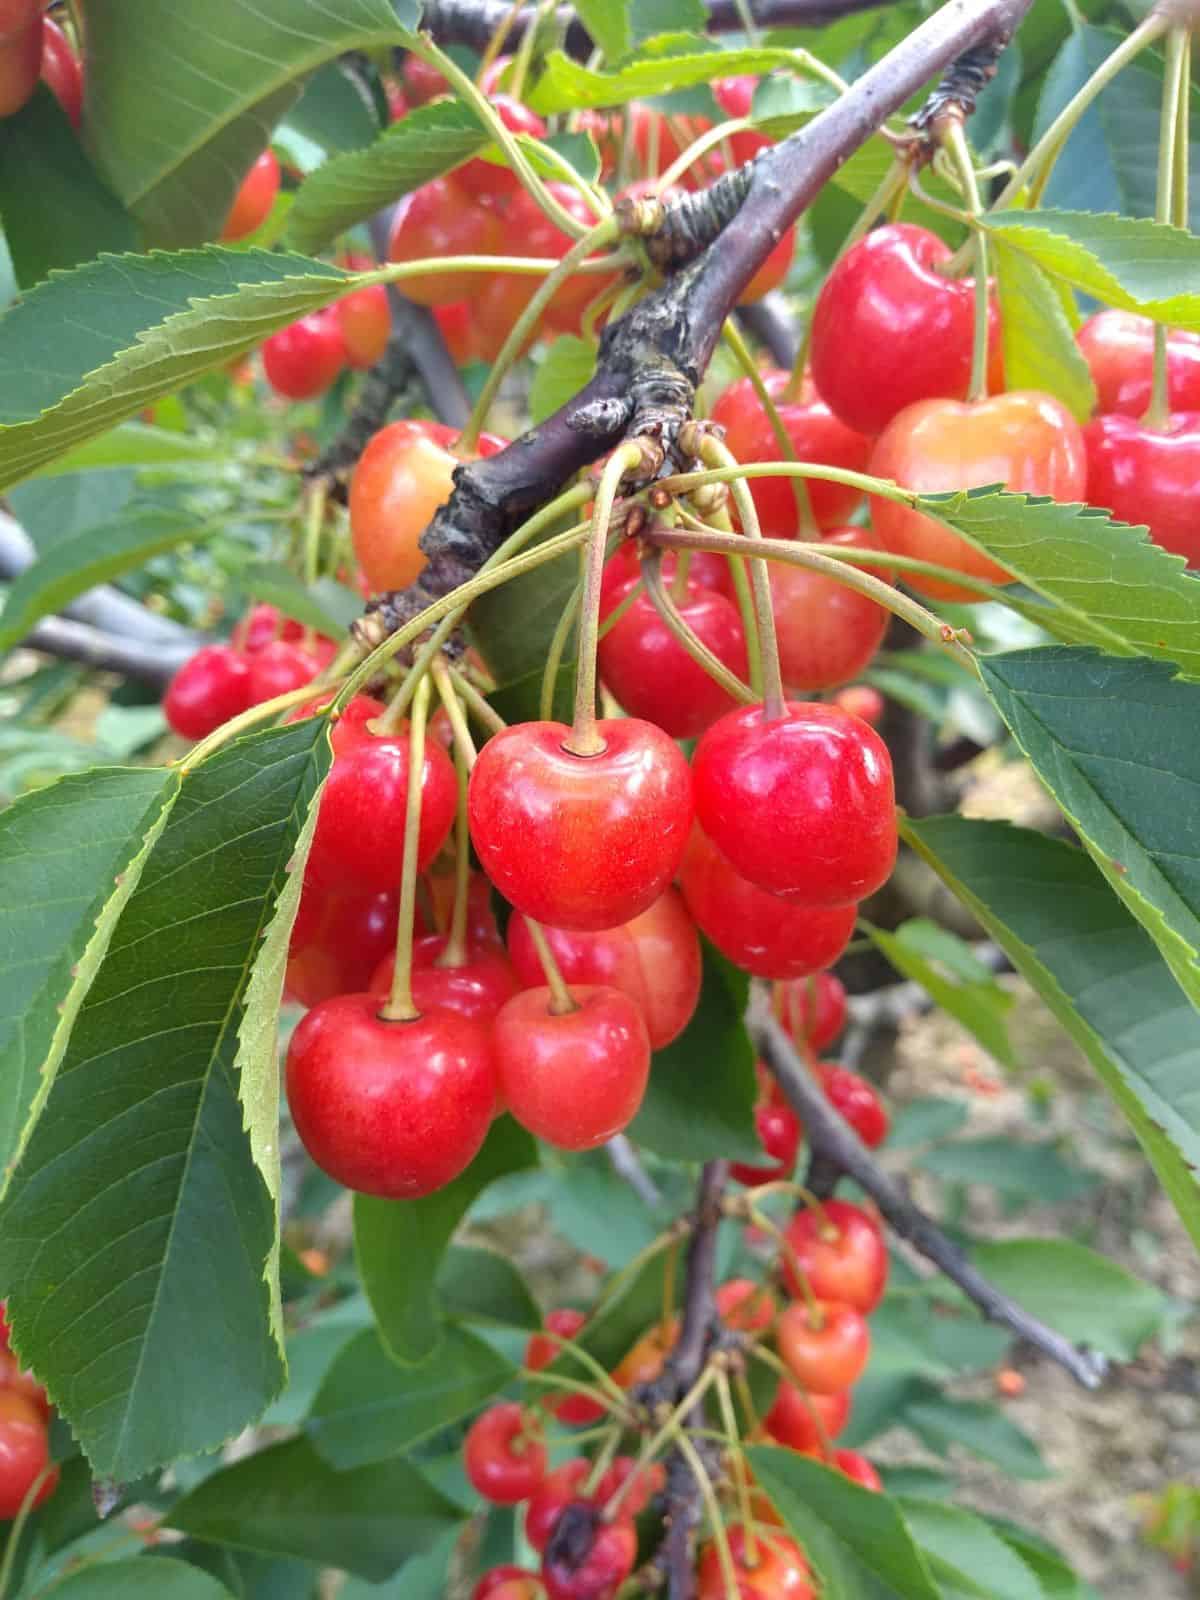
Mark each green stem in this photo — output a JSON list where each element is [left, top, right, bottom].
[[642, 554, 756, 704], [431, 657, 475, 967], [940, 119, 989, 401], [448, 664, 507, 736], [182, 680, 333, 767], [723, 318, 814, 535], [1146, 26, 1190, 431], [380, 674, 432, 1022], [670, 1425, 740, 1587], [603, 1367, 718, 1520], [657, 117, 752, 191], [522, 917, 577, 1013], [1175, 32, 1192, 232], [714, 1370, 757, 1567], [302, 481, 327, 588]]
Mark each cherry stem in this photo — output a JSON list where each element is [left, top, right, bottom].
[[676, 500, 762, 697], [181, 680, 341, 770], [745, 1203, 821, 1322], [448, 663, 508, 737], [474, 0, 524, 83], [507, 0, 557, 102], [521, 917, 578, 1014], [522, 1369, 631, 1422], [714, 1369, 758, 1569], [566, 441, 644, 756], [0, 1462, 59, 1600], [605, 1366, 717, 1521], [722, 318, 816, 536], [657, 116, 752, 192], [380, 675, 432, 1024], [751, 1346, 835, 1461], [742, 1177, 831, 1230], [642, 553, 756, 704], [940, 118, 990, 403], [525, 1329, 633, 1411], [661, 1237, 680, 1335], [583, 1428, 623, 1499], [302, 479, 328, 590], [1146, 26, 1191, 431], [667, 1420, 740, 1590], [734, 1368, 761, 1438], [431, 658, 474, 968]]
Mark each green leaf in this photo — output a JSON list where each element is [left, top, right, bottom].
[[49, 1557, 238, 1599], [307, 1325, 513, 1468], [467, 533, 582, 684], [354, 1117, 538, 1364], [280, 61, 382, 161], [239, 561, 359, 637], [863, 919, 1015, 1068], [902, 1389, 1049, 1480], [632, 0, 705, 45], [0, 87, 138, 287], [488, 662, 576, 726], [969, 1239, 1165, 1359], [32, 423, 232, 477], [168, 1437, 463, 1582], [437, 1244, 542, 1330], [0, 248, 361, 491], [0, 721, 330, 1480], [885, 1097, 970, 1150], [338, 1527, 460, 1600], [286, 100, 487, 256], [991, 240, 1096, 422], [527, 44, 821, 114], [530, 336, 598, 425], [898, 1500, 1044, 1600], [573, 0, 632, 59], [0, 500, 211, 653], [981, 210, 1200, 329], [978, 648, 1200, 1009], [629, 942, 761, 1161], [904, 815, 1200, 1252], [916, 1136, 1096, 1204], [84, 0, 403, 246]]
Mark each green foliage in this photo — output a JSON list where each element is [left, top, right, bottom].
[[864, 919, 1015, 1067], [50, 1559, 238, 1599], [527, 42, 824, 114], [970, 1239, 1166, 1359], [530, 335, 598, 424], [991, 242, 1096, 422]]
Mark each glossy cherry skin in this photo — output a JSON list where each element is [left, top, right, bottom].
[[770, 527, 891, 691], [713, 75, 770, 164], [541, 1506, 637, 1600], [777, 1300, 870, 1394], [782, 1200, 888, 1312], [1077, 309, 1200, 417], [730, 1099, 802, 1186], [592, 1456, 665, 1515], [810, 223, 1003, 436], [307, 728, 457, 892], [469, 719, 694, 932], [262, 311, 346, 400], [819, 1063, 889, 1148], [506, 888, 701, 1050], [457, 95, 548, 201], [232, 601, 302, 654], [711, 372, 873, 534], [163, 645, 251, 739], [0, 1357, 48, 1421], [524, 1309, 604, 1426], [1084, 411, 1200, 567], [491, 985, 651, 1150], [0, 1400, 55, 1518], [39, 17, 81, 127], [371, 932, 518, 1025], [526, 1460, 591, 1551], [222, 149, 280, 240], [717, 1278, 777, 1332], [387, 177, 502, 304], [870, 391, 1087, 601], [774, 972, 847, 1052], [402, 54, 449, 105], [0, 1, 41, 119], [285, 994, 495, 1197], [598, 572, 749, 739], [692, 701, 896, 907], [433, 300, 481, 365], [601, 541, 731, 604], [835, 1449, 883, 1491], [832, 684, 884, 727], [286, 886, 400, 1008], [697, 1526, 814, 1600], [463, 1403, 547, 1504], [245, 640, 323, 704], [337, 284, 391, 369], [765, 1381, 851, 1453], [679, 825, 857, 980], [472, 1570, 542, 1600]]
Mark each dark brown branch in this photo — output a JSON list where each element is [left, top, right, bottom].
[[753, 1003, 1109, 1390]]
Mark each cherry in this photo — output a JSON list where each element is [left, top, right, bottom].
[[819, 1063, 889, 1148], [0, 1, 41, 119], [222, 149, 280, 241], [774, 972, 847, 1052], [730, 1098, 802, 1186], [506, 888, 702, 1050], [765, 1381, 850, 1453], [524, 1309, 605, 1426], [245, 640, 323, 705], [770, 527, 890, 691], [602, 542, 731, 604], [0, 1356, 48, 1421], [306, 726, 457, 893], [370, 932, 518, 1025], [810, 223, 1003, 436], [592, 1456, 665, 1516], [834, 1449, 883, 1491], [782, 1200, 888, 1313], [777, 1300, 870, 1394], [337, 284, 391, 369], [285, 691, 385, 751], [743, 221, 796, 304], [542, 1503, 637, 1600], [831, 684, 884, 727], [1077, 309, 1200, 417], [387, 177, 502, 305], [0, 1394, 53, 1518], [713, 75, 770, 164], [869, 390, 1087, 601], [164, 644, 251, 739], [696, 1526, 814, 1600], [457, 95, 548, 201], [710, 372, 872, 534], [262, 311, 346, 400], [717, 1278, 777, 1332], [583, 103, 689, 180], [401, 54, 448, 105], [692, 701, 896, 907], [464, 1403, 547, 1504], [232, 601, 302, 654], [472, 1570, 543, 1600], [491, 986, 650, 1150], [611, 1319, 678, 1389], [1084, 411, 1200, 567], [526, 1460, 591, 1551], [679, 825, 858, 980], [39, 16, 81, 127], [286, 887, 400, 1009], [285, 994, 495, 1197], [425, 867, 500, 946], [434, 301, 481, 365], [468, 719, 694, 932]]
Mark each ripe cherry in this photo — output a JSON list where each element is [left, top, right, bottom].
[[680, 825, 857, 980], [285, 994, 495, 1197], [692, 701, 896, 907], [262, 311, 346, 400], [611, 1320, 678, 1389], [0, 1, 42, 119], [782, 1200, 888, 1313], [810, 223, 1003, 436], [777, 1300, 870, 1394], [1084, 411, 1200, 567], [834, 1449, 883, 1491], [164, 644, 251, 739], [337, 284, 391, 369], [0, 1394, 53, 1518], [245, 640, 323, 704], [434, 300, 481, 365], [717, 1278, 777, 1332], [526, 1460, 591, 1551], [592, 1456, 665, 1515], [371, 932, 518, 1025], [1077, 309, 1200, 416], [831, 684, 885, 727], [869, 390, 1087, 601], [770, 527, 891, 691], [713, 75, 770, 164], [542, 1504, 636, 1600], [506, 888, 701, 1050], [387, 177, 501, 305], [765, 1381, 851, 1453], [0, 1357, 48, 1421], [39, 17, 81, 127], [774, 972, 847, 1052], [469, 719, 693, 932], [696, 1526, 814, 1600], [524, 1309, 605, 1426], [232, 601, 302, 654], [819, 1063, 889, 1148], [491, 986, 650, 1150], [464, 1403, 547, 1504], [222, 149, 280, 241], [472, 1570, 543, 1600], [457, 95, 548, 201], [286, 886, 400, 1009], [730, 1098, 802, 1186], [401, 54, 448, 105]]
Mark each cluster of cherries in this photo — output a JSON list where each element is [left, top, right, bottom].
[[0, 2, 82, 126], [0, 1304, 57, 1521]]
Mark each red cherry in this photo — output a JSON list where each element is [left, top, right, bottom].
[[232, 602, 303, 654], [506, 888, 701, 1050], [468, 719, 694, 933], [831, 684, 884, 727], [307, 727, 457, 892], [716, 1278, 777, 1332], [285, 994, 496, 1198], [743, 222, 796, 304], [262, 311, 346, 400], [285, 886, 400, 1009], [285, 692, 385, 751], [0, 2, 42, 119], [464, 1403, 547, 1505], [1084, 410, 1200, 567], [692, 701, 896, 907], [834, 1449, 883, 1491], [777, 1300, 870, 1394], [697, 1526, 814, 1600], [0, 1355, 49, 1421], [602, 542, 731, 603], [39, 16, 81, 127], [370, 932, 518, 1025], [526, 1460, 590, 1551], [221, 149, 280, 241], [782, 1200, 888, 1313], [598, 571, 749, 738], [472, 1570, 542, 1600], [337, 284, 392, 369], [765, 1381, 851, 1453], [425, 867, 500, 945], [0, 1301, 10, 1352], [774, 973, 847, 1052], [524, 1309, 604, 1426], [1077, 309, 1200, 417], [730, 1099, 802, 1186], [491, 986, 650, 1151], [591, 1456, 665, 1516], [402, 55, 448, 105], [770, 527, 890, 692], [710, 372, 873, 534], [819, 1063, 889, 1148], [0, 1396, 54, 1518], [434, 301, 481, 365], [457, 95, 548, 201], [245, 640, 322, 705], [679, 825, 857, 980], [713, 75, 770, 164], [387, 178, 502, 305], [163, 645, 251, 739], [541, 1505, 636, 1600], [810, 223, 1003, 436], [869, 390, 1087, 602]]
